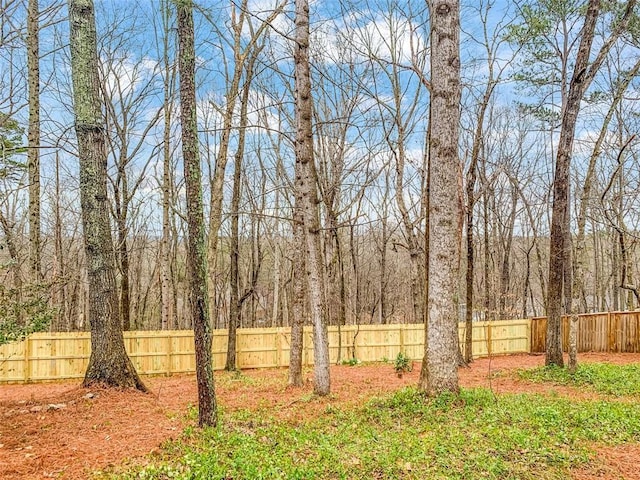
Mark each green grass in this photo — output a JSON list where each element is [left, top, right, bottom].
[[517, 362, 640, 396], [101, 387, 640, 480]]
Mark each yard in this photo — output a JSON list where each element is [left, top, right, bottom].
[[1, 353, 639, 479]]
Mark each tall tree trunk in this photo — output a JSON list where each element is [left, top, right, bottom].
[[176, 0, 217, 427], [573, 87, 621, 313], [464, 0, 511, 360], [27, 0, 41, 280], [464, 128, 480, 362], [52, 151, 66, 330], [393, 137, 423, 324], [206, 1, 280, 326], [226, 52, 257, 371], [69, 0, 145, 391], [482, 178, 496, 320], [294, 0, 330, 396], [547, 0, 596, 366], [160, 0, 175, 331], [113, 169, 131, 331], [546, 0, 635, 366], [271, 193, 282, 327], [206, 1, 247, 327], [498, 189, 517, 319], [288, 202, 305, 387], [226, 141, 242, 371], [419, 0, 461, 396]]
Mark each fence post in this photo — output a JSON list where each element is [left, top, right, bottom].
[[276, 327, 283, 367], [166, 334, 172, 375], [23, 336, 31, 383], [607, 311, 613, 353], [487, 323, 493, 356], [399, 324, 405, 354]]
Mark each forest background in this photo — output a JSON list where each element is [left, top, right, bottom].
[[1, 0, 639, 341]]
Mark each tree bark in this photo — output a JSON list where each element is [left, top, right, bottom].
[[568, 313, 578, 373], [419, 0, 461, 396], [68, 0, 145, 390], [226, 134, 242, 371], [160, 0, 176, 330], [498, 188, 517, 319], [289, 202, 305, 387], [0, 210, 21, 289], [226, 51, 257, 371], [113, 167, 131, 331], [464, 126, 479, 363], [546, 0, 636, 366], [27, 0, 41, 281], [546, 0, 598, 366], [294, 0, 330, 396], [176, 0, 217, 427]]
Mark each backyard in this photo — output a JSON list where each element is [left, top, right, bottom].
[[1, 353, 639, 479]]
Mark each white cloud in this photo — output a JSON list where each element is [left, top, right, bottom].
[[102, 54, 158, 101], [247, 0, 291, 35]]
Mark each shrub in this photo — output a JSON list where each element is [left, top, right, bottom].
[[0, 283, 53, 345], [394, 352, 412, 374]]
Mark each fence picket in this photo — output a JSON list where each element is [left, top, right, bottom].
[[1, 320, 531, 383], [529, 311, 640, 353]]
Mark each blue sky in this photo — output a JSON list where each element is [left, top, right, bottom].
[[1, 0, 640, 239]]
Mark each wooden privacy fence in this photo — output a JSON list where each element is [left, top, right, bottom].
[[530, 311, 640, 353], [0, 320, 531, 384]]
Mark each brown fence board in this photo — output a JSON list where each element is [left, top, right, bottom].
[[530, 311, 640, 353]]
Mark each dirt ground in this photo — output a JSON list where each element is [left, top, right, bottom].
[[1, 353, 639, 479]]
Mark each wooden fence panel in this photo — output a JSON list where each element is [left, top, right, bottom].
[[171, 331, 198, 374], [457, 320, 531, 358], [27, 332, 90, 382], [348, 325, 403, 362], [402, 324, 425, 361], [530, 317, 547, 353], [1, 338, 26, 382], [491, 320, 530, 355], [618, 312, 639, 353], [530, 311, 640, 353], [0, 319, 531, 384]]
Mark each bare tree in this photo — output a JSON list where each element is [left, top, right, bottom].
[[546, 0, 635, 367], [68, 0, 145, 390], [205, 0, 283, 326], [419, 0, 461, 396], [294, 0, 330, 396], [155, 0, 178, 330], [27, 0, 41, 280], [574, 55, 640, 314], [462, 0, 517, 361], [176, 0, 217, 427], [226, 45, 261, 370], [100, 23, 162, 331]]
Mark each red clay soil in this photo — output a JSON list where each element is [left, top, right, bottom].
[[1, 353, 639, 480]]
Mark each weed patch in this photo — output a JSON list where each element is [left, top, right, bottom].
[[517, 362, 640, 396], [105, 387, 640, 480]]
